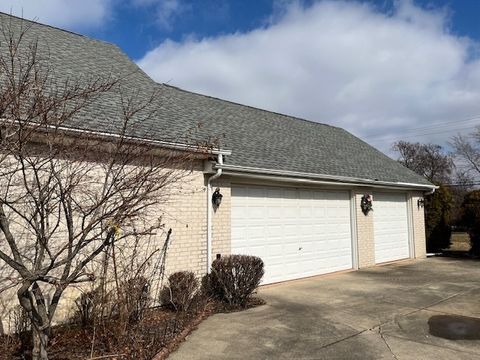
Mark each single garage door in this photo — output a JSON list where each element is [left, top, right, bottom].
[[231, 185, 353, 284], [373, 193, 410, 264]]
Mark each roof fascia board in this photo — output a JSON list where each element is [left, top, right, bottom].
[[217, 164, 437, 191], [0, 118, 232, 156]]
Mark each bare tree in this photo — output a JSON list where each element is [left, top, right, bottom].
[[392, 140, 453, 184], [452, 127, 480, 180], [0, 19, 203, 359]]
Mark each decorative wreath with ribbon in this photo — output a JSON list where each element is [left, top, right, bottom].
[[360, 194, 373, 215]]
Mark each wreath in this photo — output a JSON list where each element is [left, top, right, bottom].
[[361, 194, 373, 215]]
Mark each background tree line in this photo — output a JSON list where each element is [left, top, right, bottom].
[[392, 129, 480, 254]]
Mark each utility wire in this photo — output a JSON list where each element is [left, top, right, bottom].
[[365, 115, 480, 139], [366, 125, 479, 142], [443, 183, 480, 187]]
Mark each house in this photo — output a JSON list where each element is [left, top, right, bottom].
[[0, 12, 435, 291]]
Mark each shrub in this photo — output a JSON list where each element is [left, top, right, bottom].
[[119, 276, 151, 324], [461, 190, 480, 255], [205, 255, 264, 308], [9, 305, 30, 354], [160, 271, 199, 312], [74, 288, 101, 327], [425, 185, 453, 252], [11, 305, 30, 335]]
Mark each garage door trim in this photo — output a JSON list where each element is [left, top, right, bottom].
[[406, 193, 415, 259], [373, 192, 411, 264], [350, 190, 360, 270], [231, 183, 356, 284]]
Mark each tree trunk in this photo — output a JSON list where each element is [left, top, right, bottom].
[[32, 326, 49, 360]]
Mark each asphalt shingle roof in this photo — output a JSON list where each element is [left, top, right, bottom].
[[0, 12, 432, 187]]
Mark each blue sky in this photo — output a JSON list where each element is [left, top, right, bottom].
[[1, 0, 480, 153], [37, 0, 480, 61], [112, 0, 480, 60]]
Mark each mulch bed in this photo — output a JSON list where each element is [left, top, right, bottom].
[[0, 298, 265, 360]]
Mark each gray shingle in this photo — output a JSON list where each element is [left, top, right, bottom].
[[0, 13, 432, 187], [155, 85, 432, 186]]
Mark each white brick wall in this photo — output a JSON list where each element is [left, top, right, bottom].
[[0, 160, 236, 330], [0, 168, 430, 330], [354, 191, 376, 268], [410, 191, 427, 259], [211, 178, 232, 259]]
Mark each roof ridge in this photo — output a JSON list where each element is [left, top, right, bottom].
[[160, 83, 340, 129], [0, 11, 117, 48]]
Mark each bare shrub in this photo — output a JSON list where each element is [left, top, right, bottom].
[[119, 276, 151, 324], [9, 305, 31, 354], [11, 305, 30, 335], [73, 288, 101, 328], [205, 255, 264, 308], [160, 271, 199, 312]]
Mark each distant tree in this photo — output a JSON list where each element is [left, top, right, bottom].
[[392, 141, 453, 183], [425, 186, 453, 252], [451, 128, 480, 226], [452, 127, 480, 180], [460, 190, 480, 255], [392, 141, 454, 252]]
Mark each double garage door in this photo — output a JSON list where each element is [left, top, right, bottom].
[[231, 185, 353, 284], [231, 185, 411, 284]]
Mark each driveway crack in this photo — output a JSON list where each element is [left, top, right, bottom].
[[378, 326, 398, 360], [318, 287, 480, 355], [384, 333, 480, 357]]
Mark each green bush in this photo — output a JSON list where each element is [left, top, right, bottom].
[[204, 255, 264, 308], [461, 190, 480, 255], [425, 185, 452, 252], [160, 271, 199, 312]]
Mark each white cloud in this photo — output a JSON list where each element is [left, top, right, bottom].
[[131, 0, 189, 30], [0, 0, 112, 30], [137, 0, 480, 153]]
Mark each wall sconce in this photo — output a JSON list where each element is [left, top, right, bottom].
[[212, 188, 223, 207], [417, 198, 425, 208]]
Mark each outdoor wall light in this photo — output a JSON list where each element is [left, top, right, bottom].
[[212, 188, 223, 207], [417, 198, 425, 208]]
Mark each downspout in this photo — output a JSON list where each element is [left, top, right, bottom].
[[206, 154, 223, 273], [424, 187, 436, 196]]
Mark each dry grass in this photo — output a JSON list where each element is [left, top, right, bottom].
[[449, 232, 471, 252]]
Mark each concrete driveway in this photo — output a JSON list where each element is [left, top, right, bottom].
[[169, 258, 480, 360]]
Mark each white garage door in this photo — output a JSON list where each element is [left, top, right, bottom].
[[373, 193, 410, 264], [231, 185, 353, 284]]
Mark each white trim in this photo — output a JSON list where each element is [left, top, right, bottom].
[[0, 118, 232, 156], [406, 193, 416, 259], [206, 154, 223, 274], [219, 165, 437, 191], [350, 190, 359, 270]]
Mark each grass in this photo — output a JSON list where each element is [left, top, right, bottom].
[[449, 232, 471, 252]]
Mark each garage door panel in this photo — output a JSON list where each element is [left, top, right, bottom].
[[373, 193, 410, 264], [232, 185, 353, 284]]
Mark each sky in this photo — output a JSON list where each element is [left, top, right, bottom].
[[1, 0, 480, 155]]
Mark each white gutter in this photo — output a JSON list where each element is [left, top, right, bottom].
[[206, 154, 223, 273], [217, 164, 438, 191], [0, 118, 232, 156]]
